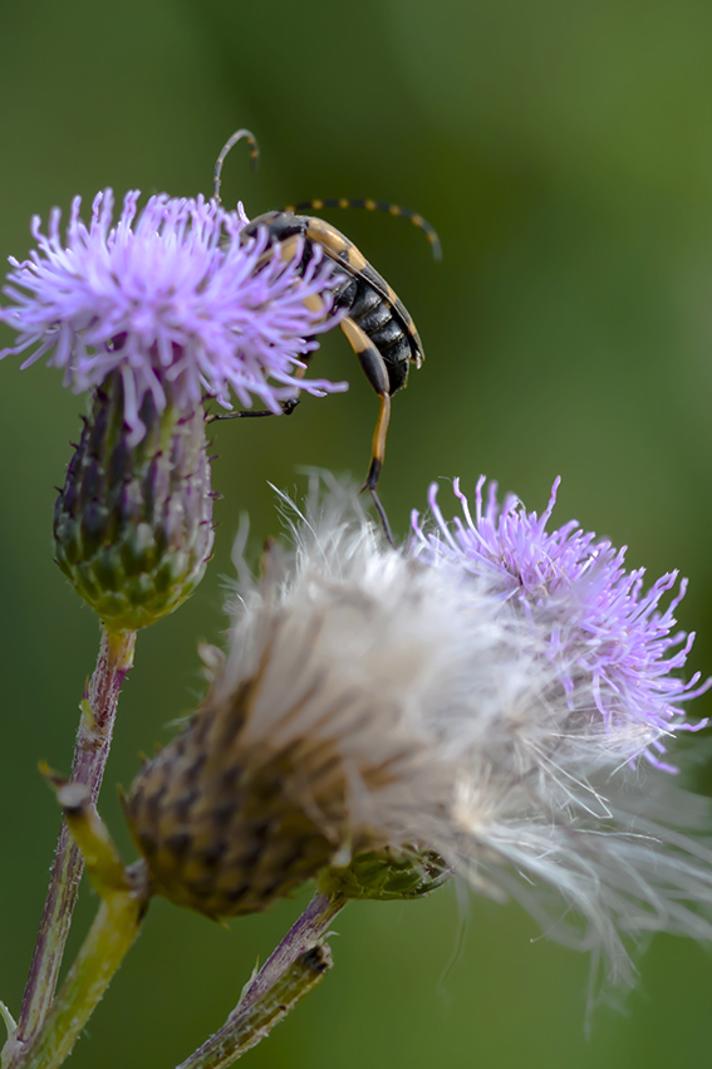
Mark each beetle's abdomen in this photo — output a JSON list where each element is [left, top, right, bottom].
[[333, 275, 412, 395]]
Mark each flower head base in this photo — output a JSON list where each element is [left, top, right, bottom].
[[411, 476, 711, 771], [1, 190, 346, 441]]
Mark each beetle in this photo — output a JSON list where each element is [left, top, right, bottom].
[[211, 129, 440, 539]]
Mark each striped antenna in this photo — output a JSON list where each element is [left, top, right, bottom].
[[286, 197, 442, 261], [213, 128, 260, 204]]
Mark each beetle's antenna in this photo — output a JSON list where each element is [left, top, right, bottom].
[[286, 197, 442, 261], [213, 128, 260, 204]]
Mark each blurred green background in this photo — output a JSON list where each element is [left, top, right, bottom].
[[2, 1, 712, 1066]]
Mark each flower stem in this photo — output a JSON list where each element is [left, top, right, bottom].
[[176, 893, 346, 1069], [7, 628, 136, 1064], [21, 885, 144, 1069], [5, 775, 148, 1069]]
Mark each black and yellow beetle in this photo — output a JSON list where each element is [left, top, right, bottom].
[[212, 129, 440, 537]]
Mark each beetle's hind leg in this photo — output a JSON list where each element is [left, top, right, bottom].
[[365, 391, 394, 546], [339, 319, 395, 545], [364, 391, 392, 494]]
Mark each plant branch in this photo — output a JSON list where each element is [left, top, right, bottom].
[[5, 628, 136, 1066], [176, 893, 346, 1069], [5, 781, 148, 1069]]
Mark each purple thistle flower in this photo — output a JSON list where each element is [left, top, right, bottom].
[[411, 475, 711, 771], [0, 190, 346, 441]]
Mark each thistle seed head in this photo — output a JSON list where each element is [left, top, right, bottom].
[[123, 481, 476, 915]]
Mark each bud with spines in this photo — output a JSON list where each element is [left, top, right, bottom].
[[54, 373, 214, 632]]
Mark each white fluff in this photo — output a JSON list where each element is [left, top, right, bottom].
[[216, 478, 712, 985]]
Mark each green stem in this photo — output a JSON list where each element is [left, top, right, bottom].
[[5, 628, 136, 1066], [22, 886, 144, 1069], [0, 1007, 16, 1043], [177, 893, 345, 1069], [6, 787, 147, 1069]]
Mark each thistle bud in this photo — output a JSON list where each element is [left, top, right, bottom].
[[54, 375, 213, 631]]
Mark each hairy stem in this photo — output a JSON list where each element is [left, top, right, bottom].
[[177, 893, 346, 1069], [6, 774, 147, 1069], [6, 628, 136, 1064], [21, 882, 145, 1069]]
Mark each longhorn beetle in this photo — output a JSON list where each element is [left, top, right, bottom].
[[211, 128, 440, 540]]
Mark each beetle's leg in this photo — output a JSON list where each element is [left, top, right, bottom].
[[339, 318, 395, 545], [365, 391, 392, 492], [208, 337, 310, 422], [208, 397, 300, 423], [365, 393, 394, 546]]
